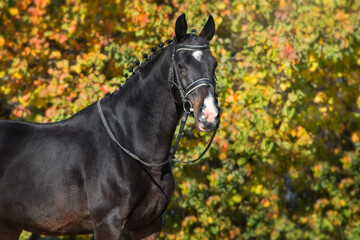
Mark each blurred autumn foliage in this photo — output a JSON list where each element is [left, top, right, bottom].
[[1, 0, 360, 239]]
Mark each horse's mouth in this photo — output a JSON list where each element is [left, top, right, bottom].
[[196, 120, 219, 132]]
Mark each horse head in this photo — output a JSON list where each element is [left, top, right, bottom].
[[171, 14, 220, 132]]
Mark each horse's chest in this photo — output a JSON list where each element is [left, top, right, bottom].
[[124, 172, 175, 231]]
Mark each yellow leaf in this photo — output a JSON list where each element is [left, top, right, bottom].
[[243, 73, 258, 84], [279, 82, 290, 91], [12, 72, 22, 79], [1, 86, 11, 94], [70, 65, 81, 74], [232, 195, 242, 203], [290, 129, 297, 137], [357, 96, 360, 108], [351, 132, 360, 143], [236, 3, 244, 12], [309, 61, 318, 72], [218, 2, 226, 10], [8, 7, 19, 16], [314, 92, 326, 103], [262, 199, 270, 208], [0, 37, 4, 47], [319, 107, 327, 112], [328, 97, 334, 104], [252, 184, 263, 194], [296, 126, 305, 138], [279, 0, 288, 8]]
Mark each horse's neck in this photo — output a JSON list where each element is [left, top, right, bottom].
[[105, 48, 181, 165]]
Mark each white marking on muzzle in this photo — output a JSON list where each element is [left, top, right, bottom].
[[203, 93, 218, 122], [192, 51, 203, 62]]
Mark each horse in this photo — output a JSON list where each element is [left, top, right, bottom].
[[0, 14, 220, 240]]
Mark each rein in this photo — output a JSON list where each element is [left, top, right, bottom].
[[97, 42, 219, 167]]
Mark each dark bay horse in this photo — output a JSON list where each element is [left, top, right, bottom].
[[0, 14, 220, 240]]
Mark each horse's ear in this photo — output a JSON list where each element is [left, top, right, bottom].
[[200, 15, 215, 42], [175, 14, 187, 41]]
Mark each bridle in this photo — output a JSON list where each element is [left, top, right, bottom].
[[167, 42, 219, 164], [168, 43, 217, 113], [97, 41, 219, 167]]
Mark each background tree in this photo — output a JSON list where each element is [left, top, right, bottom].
[[1, 0, 360, 239]]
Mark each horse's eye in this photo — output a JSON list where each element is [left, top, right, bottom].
[[178, 63, 184, 69]]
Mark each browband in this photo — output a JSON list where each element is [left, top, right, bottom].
[[176, 44, 209, 52]]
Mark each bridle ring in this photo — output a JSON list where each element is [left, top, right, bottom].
[[183, 99, 194, 113]]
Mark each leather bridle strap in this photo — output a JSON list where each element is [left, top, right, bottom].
[[183, 78, 214, 98], [97, 99, 192, 167], [176, 44, 208, 52], [169, 44, 216, 113], [98, 98, 218, 167], [166, 42, 219, 164], [97, 42, 219, 167], [172, 122, 218, 164], [97, 100, 170, 167]]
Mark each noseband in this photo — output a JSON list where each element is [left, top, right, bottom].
[[97, 41, 219, 167]]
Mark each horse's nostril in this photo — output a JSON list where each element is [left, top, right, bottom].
[[198, 107, 220, 123], [198, 112, 206, 123]]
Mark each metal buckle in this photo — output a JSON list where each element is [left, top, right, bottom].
[[183, 99, 194, 113]]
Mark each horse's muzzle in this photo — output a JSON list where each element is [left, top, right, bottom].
[[197, 107, 220, 132]]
